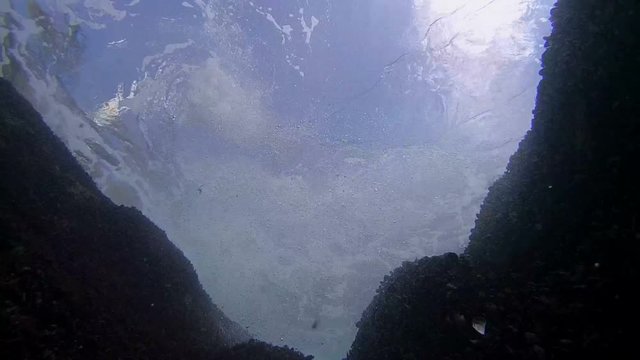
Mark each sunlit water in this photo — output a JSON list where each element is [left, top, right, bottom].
[[0, 0, 552, 358]]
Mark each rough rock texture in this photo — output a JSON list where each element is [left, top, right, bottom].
[[348, 0, 640, 359], [0, 77, 258, 359], [216, 340, 314, 360]]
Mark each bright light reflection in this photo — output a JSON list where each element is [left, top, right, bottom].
[[419, 0, 534, 56], [414, 0, 540, 98]]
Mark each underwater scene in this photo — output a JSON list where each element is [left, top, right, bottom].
[[1, 0, 638, 359]]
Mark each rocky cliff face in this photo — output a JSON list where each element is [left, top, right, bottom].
[[0, 77, 258, 358], [348, 0, 640, 359]]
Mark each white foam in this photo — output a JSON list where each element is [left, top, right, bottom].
[[251, 3, 293, 45], [107, 38, 127, 48], [141, 39, 194, 72], [83, 0, 127, 21], [300, 8, 320, 45]]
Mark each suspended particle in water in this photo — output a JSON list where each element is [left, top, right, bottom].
[[472, 317, 486, 335]]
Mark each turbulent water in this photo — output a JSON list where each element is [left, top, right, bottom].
[[1, 1, 552, 358]]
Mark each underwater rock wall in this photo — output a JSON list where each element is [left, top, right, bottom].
[[0, 77, 256, 358], [466, 0, 640, 271], [215, 339, 313, 360], [348, 0, 640, 358]]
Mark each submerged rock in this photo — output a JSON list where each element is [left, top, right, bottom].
[[216, 340, 313, 360], [348, 0, 640, 358], [0, 78, 257, 358]]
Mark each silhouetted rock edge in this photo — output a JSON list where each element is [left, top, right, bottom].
[[348, 0, 640, 359]]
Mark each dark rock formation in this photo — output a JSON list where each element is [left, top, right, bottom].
[[348, 0, 640, 359], [216, 339, 314, 360], [0, 78, 311, 359]]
